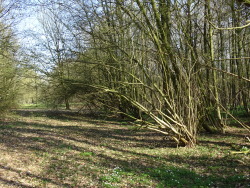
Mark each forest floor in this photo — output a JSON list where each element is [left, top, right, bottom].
[[0, 109, 249, 187]]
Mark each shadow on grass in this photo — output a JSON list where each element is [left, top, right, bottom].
[[2, 114, 175, 149], [0, 165, 72, 188], [93, 151, 249, 187], [0, 109, 249, 187], [0, 177, 34, 188], [13, 109, 130, 125], [13, 109, 83, 121], [42, 148, 249, 187]]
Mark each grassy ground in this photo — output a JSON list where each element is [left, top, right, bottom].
[[0, 109, 249, 187]]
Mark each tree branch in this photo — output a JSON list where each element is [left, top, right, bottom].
[[209, 21, 250, 30]]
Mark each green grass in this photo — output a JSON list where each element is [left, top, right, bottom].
[[19, 103, 47, 109], [30, 137, 45, 141], [80, 151, 95, 157], [0, 109, 249, 187]]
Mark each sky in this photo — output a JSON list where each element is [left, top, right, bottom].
[[13, 2, 54, 73], [16, 3, 42, 47]]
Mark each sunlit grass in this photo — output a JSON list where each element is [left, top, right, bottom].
[[19, 103, 47, 109], [0, 109, 249, 187]]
